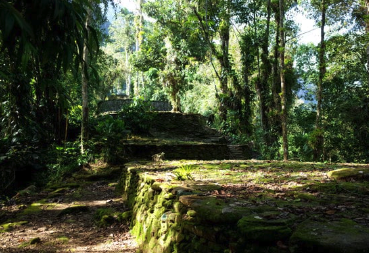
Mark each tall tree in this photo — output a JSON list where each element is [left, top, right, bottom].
[[306, 0, 356, 160], [138, 0, 208, 111], [313, 0, 326, 161], [134, 0, 145, 94], [81, 5, 91, 154], [365, 0, 369, 84], [0, 0, 91, 142], [104, 8, 135, 96], [279, 0, 288, 161], [192, 0, 233, 122]]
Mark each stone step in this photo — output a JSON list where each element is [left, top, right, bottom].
[[228, 145, 247, 160]]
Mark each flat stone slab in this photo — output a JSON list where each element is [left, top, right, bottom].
[[290, 219, 369, 253]]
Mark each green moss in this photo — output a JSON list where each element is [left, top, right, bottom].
[[187, 210, 196, 217], [18, 237, 41, 248], [290, 219, 369, 253], [30, 237, 41, 244], [289, 192, 317, 201], [327, 167, 369, 181], [237, 216, 292, 243], [0, 221, 28, 233], [118, 211, 132, 222], [173, 201, 184, 213], [119, 160, 369, 253], [94, 208, 116, 227], [20, 201, 46, 216]]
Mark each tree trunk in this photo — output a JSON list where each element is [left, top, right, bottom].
[[134, 0, 144, 95], [279, 0, 288, 161], [314, 0, 326, 161], [81, 10, 90, 154], [218, 0, 231, 122], [135, 0, 144, 52], [365, 0, 369, 85], [259, 0, 273, 144], [254, 3, 268, 137], [125, 47, 131, 96]]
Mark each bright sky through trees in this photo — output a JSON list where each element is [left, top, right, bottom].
[[113, 0, 321, 45]]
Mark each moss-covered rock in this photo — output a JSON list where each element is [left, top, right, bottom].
[[118, 211, 132, 222], [119, 161, 369, 253], [327, 167, 369, 181], [237, 216, 292, 243], [0, 221, 28, 233], [290, 219, 369, 253], [30, 237, 41, 244]]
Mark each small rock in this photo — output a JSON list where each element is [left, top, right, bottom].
[[30, 237, 41, 244]]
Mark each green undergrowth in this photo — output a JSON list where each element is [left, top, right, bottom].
[[94, 208, 116, 227]]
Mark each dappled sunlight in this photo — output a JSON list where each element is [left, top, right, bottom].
[[0, 177, 137, 252]]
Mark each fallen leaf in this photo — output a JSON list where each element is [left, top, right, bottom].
[[325, 210, 336, 215], [277, 240, 288, 249]]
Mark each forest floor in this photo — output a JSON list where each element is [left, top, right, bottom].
[[0, 164, 138, 253], [1, 160, 369, 252]]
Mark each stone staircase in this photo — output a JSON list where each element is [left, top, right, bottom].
[[228, 145, 248, 160], [122, 112, 252, 160]]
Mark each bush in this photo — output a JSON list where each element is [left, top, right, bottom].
[[95, 115, 127, 163], [117, 97, 154, 134]]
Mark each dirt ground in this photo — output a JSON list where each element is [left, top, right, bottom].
[[0, 177, 138, 253]]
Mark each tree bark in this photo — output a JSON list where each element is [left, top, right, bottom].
[[134, 0, 144, 95], [125, 47, 131, 96], [217, 0, 231, 122], [279, 0, 288, 161], [365, 0, 369, 85], [254, 1, 268, 137], [314, 0, 326, 161], [81, 9, 90, 154], [260, 0, 273, 144]]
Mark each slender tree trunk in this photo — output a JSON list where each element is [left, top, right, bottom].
[[134, 0, 144, 95], [214, 0, 231, 122], [253, 3, 267, 135], [279, 0, 288, 161], [271, 10, 282, 152], [81, 11, 90, 154], [365, 0, 369, 84], [260, 0, 273, 144], [314, 0, 326, 161], [135, 0, 144, 52], [272, 6, 281, 112], [125, 47, 131, 96]]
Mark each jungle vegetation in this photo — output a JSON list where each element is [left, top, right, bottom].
[[1, 0, 369, 193]]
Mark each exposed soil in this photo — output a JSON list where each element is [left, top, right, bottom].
[[0, 168, 138, 253]]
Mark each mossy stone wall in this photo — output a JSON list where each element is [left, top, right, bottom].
[[118, 164, 369, 253], [119, 166, 290, 253]]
